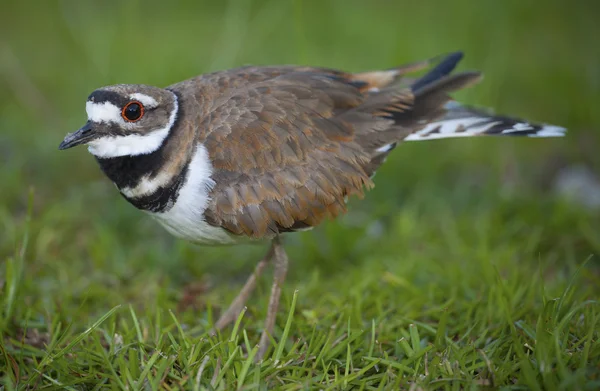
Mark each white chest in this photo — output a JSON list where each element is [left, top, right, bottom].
[[148, 144, 240, 245]]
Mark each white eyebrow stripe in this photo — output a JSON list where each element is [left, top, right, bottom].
[[130, 93, 158, 108], [86, 101, 122, 123]]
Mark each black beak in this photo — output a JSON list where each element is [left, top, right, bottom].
[[59, 121, 95, 150]]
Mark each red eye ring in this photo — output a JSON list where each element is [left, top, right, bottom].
[[122, 101, 145, 122]]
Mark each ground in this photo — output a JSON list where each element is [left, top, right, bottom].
[[1, 1, 599, 389]]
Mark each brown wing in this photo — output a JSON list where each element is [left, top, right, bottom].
[[174, 53, 480, 239]]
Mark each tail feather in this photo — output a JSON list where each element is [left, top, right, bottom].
[[349, 51, 464, 93], [350, 50, 565, 164], [411, 51, 465, 92], [404, 103, 567, 141], [371, 51, 566, 141]]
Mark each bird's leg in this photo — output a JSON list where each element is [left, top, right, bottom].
[[213, 245, 274, 331], [256, 236, 288, 361]]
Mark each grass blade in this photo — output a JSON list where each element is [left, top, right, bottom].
[[273, 289, 298, 363], [39, 305, 121, 367]]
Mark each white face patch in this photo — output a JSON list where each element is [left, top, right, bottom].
[[86, 101, 122, 124], [129, 93, 158, 108], [85, 95, 158, 124], [86, 91, 179, 158], [87, 128, 172, 158]]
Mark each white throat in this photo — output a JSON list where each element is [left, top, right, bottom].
[[86, 92, 179, 158]]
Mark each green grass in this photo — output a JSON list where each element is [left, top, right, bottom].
[[1, 0, 600, 389]]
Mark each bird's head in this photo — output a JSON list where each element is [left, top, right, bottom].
[[59, 84, 178, 158]]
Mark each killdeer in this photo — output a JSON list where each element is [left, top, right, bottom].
[[59, 52, 565, 359]]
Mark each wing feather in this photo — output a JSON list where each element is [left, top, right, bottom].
[[171, 53, 479, 238]]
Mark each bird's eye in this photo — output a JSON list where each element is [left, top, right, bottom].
[[122, 101, 144, 122]]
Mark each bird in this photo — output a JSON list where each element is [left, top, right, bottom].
[[59, 51, 565, 360]]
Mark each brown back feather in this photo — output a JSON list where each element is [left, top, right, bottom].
[[170, 53, 481, 238]]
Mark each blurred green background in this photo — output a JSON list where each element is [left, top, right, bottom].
[[1, 0, 599, 381]]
